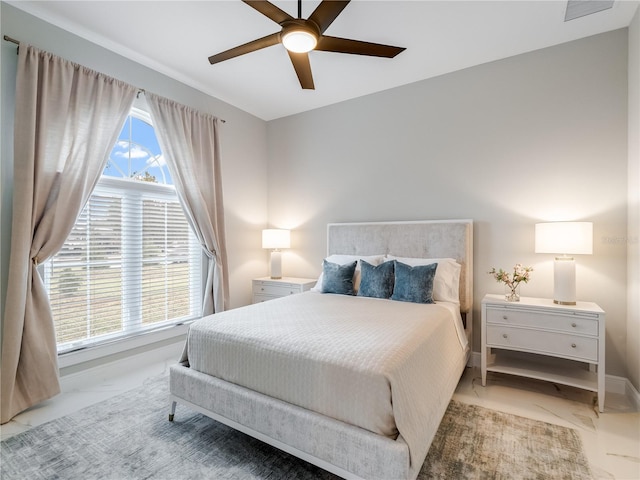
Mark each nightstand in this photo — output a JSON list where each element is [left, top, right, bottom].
[[481, 294, 606, 412], [252, 277, 317, 303]]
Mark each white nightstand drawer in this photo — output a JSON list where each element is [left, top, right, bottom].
[[486, 325, 598, 362], [486, 307, 598, 336], [252, 294, 276, 303], [253, 283, 299, 297]]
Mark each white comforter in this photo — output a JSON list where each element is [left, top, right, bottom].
[[182, 292, 467, 468]]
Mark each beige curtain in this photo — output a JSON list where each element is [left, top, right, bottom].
[[1, 45, 136, 424], [146, 93, 229, 315]]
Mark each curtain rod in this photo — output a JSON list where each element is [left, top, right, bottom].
[[3, 35, 226, 124], [4, 35, 19, 46]]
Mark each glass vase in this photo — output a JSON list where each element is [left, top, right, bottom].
[[505, 284, 520, 302]]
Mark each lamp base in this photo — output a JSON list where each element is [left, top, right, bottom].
[[553, 256, 576, 305], [270, 250, 282, 279], [553, 299, 577, 306]]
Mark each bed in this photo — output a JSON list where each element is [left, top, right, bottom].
[[169, 220, 473, 480]]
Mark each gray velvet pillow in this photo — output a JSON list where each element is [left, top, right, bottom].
[[321, 260, 357, 295], [358, 260, 395, 299], [391, 261, 437, 304]]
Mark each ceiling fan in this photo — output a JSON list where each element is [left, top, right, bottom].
[[208, 0, 406, 90]]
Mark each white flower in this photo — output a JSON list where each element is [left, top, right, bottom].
[[488, 264, 533, 291]]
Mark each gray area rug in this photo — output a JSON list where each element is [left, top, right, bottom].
[[1, 374, 592, 479]]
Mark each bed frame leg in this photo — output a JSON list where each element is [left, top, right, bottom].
[[169, 400, 177, 422]]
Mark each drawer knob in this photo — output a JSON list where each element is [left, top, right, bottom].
[[502, 333, 508, 339], [571, 322, 577, 328], [571, 343, 577, 348], [261, 287, 265, 291], [502, 315, 508, 320]]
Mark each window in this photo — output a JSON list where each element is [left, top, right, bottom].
[[44, 108, 202, 354]]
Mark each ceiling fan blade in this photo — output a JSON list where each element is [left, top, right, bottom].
[[316, 36, 405, 58], [242, 0, 293, 24], [287, 51, 315, 89], [208, 32, 281, 64], [308, 0, 350, 33]]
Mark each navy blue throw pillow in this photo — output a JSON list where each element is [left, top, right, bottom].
[[358, 260, 395, 299], [322, 260, 357, 295], [391, 261, 437, 304]]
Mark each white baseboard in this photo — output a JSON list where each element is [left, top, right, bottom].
[[622, 377, 640, 410], [630, 380, 640, 410], [469, 351, 639, 411]]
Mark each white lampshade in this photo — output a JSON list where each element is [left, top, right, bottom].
[[535, 222, 593, 305], [535, 222, 593, 255], [262, 229, 290, 279], [262, 229, 290, 250]]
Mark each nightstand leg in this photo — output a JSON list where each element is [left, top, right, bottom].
[[598, 366, 605, 413], [481, 348, 487, 386]]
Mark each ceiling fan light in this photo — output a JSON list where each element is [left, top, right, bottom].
[[282, 29, 317, 53]]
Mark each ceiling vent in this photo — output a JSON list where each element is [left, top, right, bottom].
[[565, 0, 614, 21]]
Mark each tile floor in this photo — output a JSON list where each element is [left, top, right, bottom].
[[454, 368, 640, 480], [2, 346, 639, 479]]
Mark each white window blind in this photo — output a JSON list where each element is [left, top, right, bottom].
[[44, 177, 202, 354], [44, 107, 203, 355]]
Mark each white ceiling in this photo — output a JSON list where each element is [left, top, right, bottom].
[[8, 0, 639, 120]]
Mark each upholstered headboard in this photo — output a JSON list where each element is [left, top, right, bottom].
[[327, 220, 473, 314]]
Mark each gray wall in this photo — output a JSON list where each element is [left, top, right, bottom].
[[0, 2, 270, 315], [628, 8, 640, 392], [266, 30, 630, 377]]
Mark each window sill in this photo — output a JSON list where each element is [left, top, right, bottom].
[[58, 323, 190, 374]]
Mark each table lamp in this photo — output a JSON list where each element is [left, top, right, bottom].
[[535, 222, 593, 305], [262, 229, 290, 279]]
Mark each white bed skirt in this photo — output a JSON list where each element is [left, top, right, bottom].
[[169, 364, 420, 480]]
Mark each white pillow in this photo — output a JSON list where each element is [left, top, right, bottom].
[[311, 254, 385, 293], [385, 255, 461, 304]]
